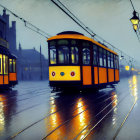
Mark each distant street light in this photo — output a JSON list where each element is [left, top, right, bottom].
[[130, 10, 139, 32]]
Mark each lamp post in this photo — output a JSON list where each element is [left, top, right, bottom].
[[130, 10, 140, 32]]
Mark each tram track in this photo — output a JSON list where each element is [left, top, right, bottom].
[[0, 89, 60, 109], [10, 90, 119, 140], [75, 93, 133, 140], [0, 88, 48, 103], [42, 97, 119, 140], [41, 89, 129, 140]]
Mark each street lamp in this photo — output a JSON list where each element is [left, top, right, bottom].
[[130, 10, 140, 32]]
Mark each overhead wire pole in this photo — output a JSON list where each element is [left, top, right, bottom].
[[0, 4, 51, 39], [51, 0, 135, 62]]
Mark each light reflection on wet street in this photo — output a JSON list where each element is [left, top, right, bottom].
[[0, 76, 139, 140]]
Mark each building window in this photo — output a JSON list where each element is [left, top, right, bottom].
[[50, 46, 56, 64], [71, 47, 78, 64], [82, 48, 90, 65], [93, 45, 98, 66], [58, 46, 69, 64]]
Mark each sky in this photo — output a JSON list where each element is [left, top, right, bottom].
[[0, 0, 140, 65]]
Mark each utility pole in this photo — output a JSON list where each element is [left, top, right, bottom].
[[40, 45, 43, 80]]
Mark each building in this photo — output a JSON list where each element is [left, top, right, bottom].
[[0, 9, 17, 54], [0, 9, 48, 80], [17, 43, 48, 80]]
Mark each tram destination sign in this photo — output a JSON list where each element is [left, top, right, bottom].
[[0, 38, 9, 49]]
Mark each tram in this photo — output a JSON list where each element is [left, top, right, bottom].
[[47, 31, 119, 90], [0, 18, 17, 89]]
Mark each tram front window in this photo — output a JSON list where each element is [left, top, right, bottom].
[[50, 46, 56, 64], [58, 46, 69, 64], [71, 47, 78, 64]]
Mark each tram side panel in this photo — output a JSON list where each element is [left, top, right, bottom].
[[82, 66, 92, 85], [99, 67, 107, 84], [115, 69, 119, 82], [94, 67, 98, 84]]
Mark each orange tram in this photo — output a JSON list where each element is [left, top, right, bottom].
[[47, 31, 119, 90]]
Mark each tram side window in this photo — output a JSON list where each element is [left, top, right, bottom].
[[9, 59, 13, 72], [0, 54, 2, 74], [82, 48, 90, 65], [111, 53, 114, 68], [115, 55, 119, 69], [107, 52, 111, 68], [3, 55, 8, 74], [71, 47, 78, 64], [103, 50, 106, 67], [13, 60, 16, 73], [99, 48, 103, 67], [58, 46, 69, 64], [93, 45, 98, 66], [50, 46, 56, 64]]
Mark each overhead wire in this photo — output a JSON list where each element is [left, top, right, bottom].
[[51, 0, 135, 63], [0, 3, 51, 39]]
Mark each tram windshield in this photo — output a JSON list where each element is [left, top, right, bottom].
[[49, 39, 79, 65]]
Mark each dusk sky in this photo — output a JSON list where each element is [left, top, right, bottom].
[[0, 0, 140, 65]]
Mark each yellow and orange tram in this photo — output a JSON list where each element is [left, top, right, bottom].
[[47, 31, 119, 90]]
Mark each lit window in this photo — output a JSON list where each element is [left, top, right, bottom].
[[13, 59, 16, 73], [58, 46, 69, 64], [71, 47, 78, 64], [0, 54, 2, 74], [50, 46, 56, 64], [3, 55, 8, 74], [9, 59, 13, 72]]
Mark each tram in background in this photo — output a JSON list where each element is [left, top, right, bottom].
[[47, 31, 119, 90], [0, 18, 17, 89]]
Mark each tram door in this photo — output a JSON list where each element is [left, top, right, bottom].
[[82, 48, 92, 85]]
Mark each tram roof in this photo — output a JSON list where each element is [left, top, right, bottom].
[[48, 34, 118, 55]]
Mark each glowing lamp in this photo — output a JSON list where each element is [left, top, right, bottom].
[[125, 66, 130, 71], [130, 11, 139, 31]]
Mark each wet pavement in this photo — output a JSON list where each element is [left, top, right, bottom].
[[0, 75, 139, 140]]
